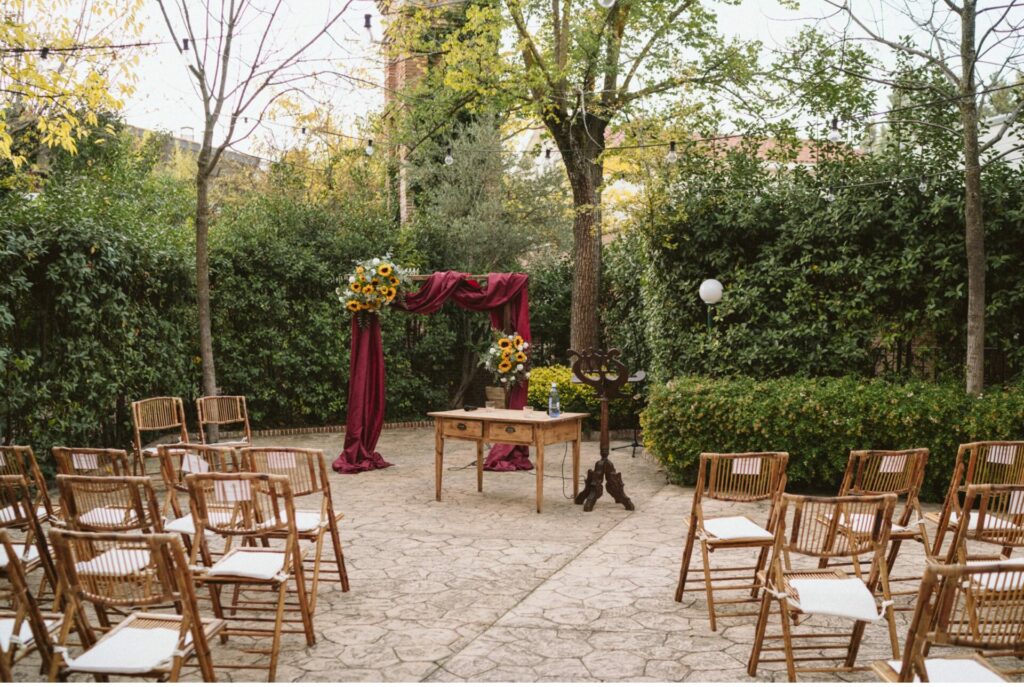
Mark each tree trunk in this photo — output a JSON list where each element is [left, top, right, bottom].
[[552, 117, 605, 354], [195, 170, 219, 402], [960, 2, 985, 396]]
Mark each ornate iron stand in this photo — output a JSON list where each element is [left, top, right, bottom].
[[568, 348, 635, 512]]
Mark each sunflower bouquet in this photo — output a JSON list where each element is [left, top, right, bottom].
[[481, 331, 531, 390], [337, 255, 410, 324]]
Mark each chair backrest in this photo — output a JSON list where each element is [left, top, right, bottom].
[[0, 528, 54, 675], [51, 447, 132, 477], [773, 493, 896, 580], [184, 472, 296, 542], [0, 446, 56, 523], [56, 475, 163, 533], [239, 447, 330, 500], [196, 395, 251, 444], [695, 452, 789, 505], [0, 475, 57, 588], [839, 448, 929, 526], [158, 443, 240, 519], [893, 560, 1024, 681], [945, 483, 1024, 563], [131, 396, 189, 454]]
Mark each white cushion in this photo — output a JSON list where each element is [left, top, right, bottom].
[[79, 506, 130, 528], [164, 510, 233, 535], [0, 544, 40, 569], [0, 504, 48, 523], [702, 516, 773, 541], [789, 577, 884, 622], [65, 626, 186, 674], [208, 550, 285, 580], [75, 548, 151, 576], [885, 657, 1005, 682], [288, 510, 326, 532], [950, 511, 1015, 531], [0, 616, 59, 652], [206, 439, 248, 447], [965, 558, 1024, 592]]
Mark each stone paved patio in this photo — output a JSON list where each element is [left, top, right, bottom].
[[16, 427, 1024, 682]]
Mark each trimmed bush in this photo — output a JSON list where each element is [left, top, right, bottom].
[[642, 376, 1024, 502], [526, 365, 641, 429]]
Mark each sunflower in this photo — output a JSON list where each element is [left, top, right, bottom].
[[378, 264, 393, 277], [350, 282, 362, 293], [355, 265, 365, 274], [386, 287, 397, 301], [379, 285, 389, 294], [513, 335, 524, 348], [497, 337, 512, 350], [515, 351, 527, 362], [497, 359, 512, 373], [389, 275, 399, 286], [346, 300, 360, 312], [362, 284, 375, 294]]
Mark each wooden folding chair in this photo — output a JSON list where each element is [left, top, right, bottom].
[[131, 396, 190, 477], [0, 529, 60, 679], [0, 446, 59, 525], [929, 442, 1024, 558], [747, 493, 900, 681], [52, 446, 133, 477], [239, 447, 350, 605], [943, 483, 1024, 565], [158, 443, 241, 539], [185, 472, 315, 681], [674, 451, 789, 630], [56, 475, 163, 534], [873, 559, 1024, 682], [196, 395, 252, 447], [0, 475, 58, 599], [47, 529, 222, 681]]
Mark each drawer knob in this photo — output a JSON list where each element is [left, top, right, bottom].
[[505, 425, 516, 434], [456, 422, 467, 431]]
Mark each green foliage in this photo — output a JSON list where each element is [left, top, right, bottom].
[[602, 229, 650, 374], [1, 129, 196, 465], [635, 144, 1024, 383], [642, 376, 1024, 502], [526, 253, 572, 365], [210, 164, 454, 427], [527, 366, 640, 430]]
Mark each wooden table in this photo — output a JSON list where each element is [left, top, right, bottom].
[[428, 408, 588, 513]]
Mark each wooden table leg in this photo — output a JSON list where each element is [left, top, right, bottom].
[[476, 439, 483, 492], [572, 424, 581, 498], [435, 423, 444, 502], [535, 440, 545, 513]]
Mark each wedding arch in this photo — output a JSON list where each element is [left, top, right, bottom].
[[332, 270, 533, 474]]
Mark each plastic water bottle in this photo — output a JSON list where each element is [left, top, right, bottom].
[[548, 382, 561, 417]]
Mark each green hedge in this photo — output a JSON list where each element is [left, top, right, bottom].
[[527, 366, 641, 430], [642, 376, 1024, 502]]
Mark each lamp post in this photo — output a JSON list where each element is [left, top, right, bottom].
[[699, 279, 723, 334]]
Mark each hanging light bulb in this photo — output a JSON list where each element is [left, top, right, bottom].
[[918, 177, 928, 193], [364, 14, 372, 30], [827, 117, 842, 143], [39, 47, 50, 59], [598, 0, 616, 8], [544, 147, 552, 160], [365, 139, 374, 156], [301, 126, 307, 135], [181, 38, 189, 51], [444, 147, 454, 166], [665, 141, 678, 163]]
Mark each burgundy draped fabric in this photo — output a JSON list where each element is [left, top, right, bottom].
[[333, 271, 533, 474]]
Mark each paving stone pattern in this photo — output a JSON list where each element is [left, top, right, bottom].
[[19, 428, 1024, 682]]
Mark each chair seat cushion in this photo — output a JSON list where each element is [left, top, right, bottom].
[[79, 506, 131, 528], [206, 439, 249, 447], [164, 510, 233, 535], [0, 616, 59, 653], [288, 510, 326, 532], [949, 511, 1015, 531], [65, 626, 186, 675], [965, 558, 1024, 592], [0, 543, 39, 569], [0, 504, 48, 524], [789, 577, 883, 621], [75, 548, 151, 576], [702, 516, 773, 541], [884, 657, 1005, 682], [208, 550, 286, 581]]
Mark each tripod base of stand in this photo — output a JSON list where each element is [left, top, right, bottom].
[[574, 456, 635, 512]]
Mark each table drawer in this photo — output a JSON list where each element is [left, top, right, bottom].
[[442, 419, 483, 439], [487, 422, 534, 443]]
